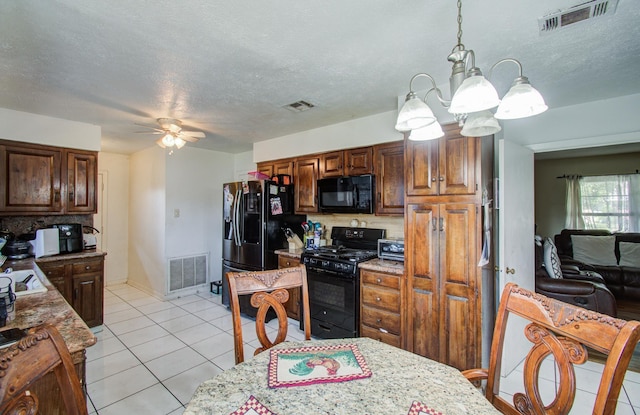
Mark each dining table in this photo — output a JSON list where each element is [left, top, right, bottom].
[[183, 337, 501, 415]]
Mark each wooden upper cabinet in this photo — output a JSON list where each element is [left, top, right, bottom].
[[319, 147, 373, 178], [294, 156, 319, 213], [373, 141, 404, 215], [257, 159, 294, 179], [0, 142, 63, 213], [344, 147, 373, 176], [0, 140, 97, 215], [406, 124, 478, 197], [66, 150, 97, 213]]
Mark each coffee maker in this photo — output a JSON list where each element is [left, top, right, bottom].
[[52, 224, 83, 254]]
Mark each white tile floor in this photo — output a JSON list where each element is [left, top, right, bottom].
[[87, 283, 640, 414]]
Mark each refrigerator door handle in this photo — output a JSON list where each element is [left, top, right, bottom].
[[234, 188, 242, 246]]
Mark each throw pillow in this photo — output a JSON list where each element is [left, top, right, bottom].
[[619, 242, 640, 267], [543, 237, 563, 279], [571, 235, 617, 266]]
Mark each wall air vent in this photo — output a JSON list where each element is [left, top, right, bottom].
[[538, 0, 618, 34], [283, 100, 315, 112], [168, 253, 208, 293]]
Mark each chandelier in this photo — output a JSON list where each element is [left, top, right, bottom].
[[395, 0, 548, 140]]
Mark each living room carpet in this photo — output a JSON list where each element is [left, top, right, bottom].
[[588, 299, 640, 373]]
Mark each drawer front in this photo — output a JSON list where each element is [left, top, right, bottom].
[[39, 264, 66, 279], [360, 324, 401, 348], [72, 259, 102, 275], [360, 270, 400, 290], [361, 305, 401, 335], [278, 256, 300, 268], [361, 285, 400, 313]]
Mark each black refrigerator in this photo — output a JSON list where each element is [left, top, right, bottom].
[[221, 180, 306, 315]]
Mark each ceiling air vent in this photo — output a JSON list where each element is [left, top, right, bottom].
[[538, 0, 618, 34], [283, 100, 315, 112]]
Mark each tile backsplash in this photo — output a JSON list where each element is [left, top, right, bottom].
[[0, 215, 93, 237], [306, 213, 404, 242]]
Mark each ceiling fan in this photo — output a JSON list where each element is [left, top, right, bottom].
[[136, 118, 205, 150]]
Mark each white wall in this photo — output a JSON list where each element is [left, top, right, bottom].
[[234, 150, 256, 181], [252, 111, 403, 162], [128, 146, 167, 296], [0, 107, 101, 150], [165, 147, 235, 288], [97, 152, 130, 286]]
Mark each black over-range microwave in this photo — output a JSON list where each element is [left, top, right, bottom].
[[317, 174, 375, 214]]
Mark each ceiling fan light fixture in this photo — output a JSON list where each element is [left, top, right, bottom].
[[161, 133, 175, 147], [174, 137, 186, 149], [494, 76, 548, 120]]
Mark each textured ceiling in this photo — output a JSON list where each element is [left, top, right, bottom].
[[0, 1, 639, 154]]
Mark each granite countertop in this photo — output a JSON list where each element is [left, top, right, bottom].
[[1, 253, 100, 354], [275, 249, 405, 275], [359, 258, 404, 275], [184, 337, 499, 415], [34, 249, 106, 263], [274, 248, 305, 259]]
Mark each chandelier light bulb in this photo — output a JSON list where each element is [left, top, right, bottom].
[[161, 133, 175, 147], [395, 92, 437, 132], [495, 77, 548, 120]]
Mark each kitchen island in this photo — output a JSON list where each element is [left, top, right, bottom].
[[1, 256, 97, 413]]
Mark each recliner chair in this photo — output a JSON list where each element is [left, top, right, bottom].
[[535, 242, 617, 317]]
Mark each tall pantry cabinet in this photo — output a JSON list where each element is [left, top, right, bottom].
[[404, 123, 490, 371]]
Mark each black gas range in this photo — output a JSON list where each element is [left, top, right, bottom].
[[301, 227, 385, 339]]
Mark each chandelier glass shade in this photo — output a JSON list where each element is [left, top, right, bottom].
[[408, 119, 445, 141], [395, 0, 547, 137]]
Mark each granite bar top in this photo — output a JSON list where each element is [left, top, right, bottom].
[[34, 249, 106, 263], [184, 337, 499, 414], [1, 253, 100, 354]]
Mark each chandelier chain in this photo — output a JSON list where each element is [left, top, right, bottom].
[[456, 0, 463, 49]]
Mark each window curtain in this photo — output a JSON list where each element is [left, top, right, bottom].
[[565, 175, 584, 229], [630, 174, 640, 232]]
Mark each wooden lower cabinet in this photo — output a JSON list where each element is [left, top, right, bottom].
[[359, 269, 402, 348], [278, 255, 301, 320], [37, 253, 105, 327]]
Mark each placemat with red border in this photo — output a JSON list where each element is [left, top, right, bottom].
[[229, 395, 278, 415], [406, 400, 443, 415], [267, 343, 372, 388]]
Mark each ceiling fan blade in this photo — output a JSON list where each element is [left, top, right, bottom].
[[178, 134, 199, 143], [180, 130, 205, 138], [135, 123, 165, 133], [134, 130, 165, 134]]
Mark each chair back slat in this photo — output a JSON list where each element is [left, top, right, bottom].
[[227, 265, 311, 364], [480, 283, 640, 415], [0, 324, 88, 415]]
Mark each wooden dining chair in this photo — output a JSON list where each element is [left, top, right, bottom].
[[227, 264, 311, 364], [0, 324, 88, 415], [463, 282, 640, 415]]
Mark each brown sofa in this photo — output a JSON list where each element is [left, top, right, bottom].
[[554, 229, 640, 300], [535, 241, 617, 316]]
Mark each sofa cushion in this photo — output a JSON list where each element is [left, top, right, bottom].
[[543, 237, 563, 279], [619, 242, 640, 267], [571, 235, 618, 266]]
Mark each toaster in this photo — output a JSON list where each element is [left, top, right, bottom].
[[377, 239, 405, 261]]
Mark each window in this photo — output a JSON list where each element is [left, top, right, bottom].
[[580, 174, 640, 232]]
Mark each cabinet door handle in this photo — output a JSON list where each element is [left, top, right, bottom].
[[376, 318, 382, 323], [432, 218, 437, 232], [54, 191, 60, 202], [431, 178, 436, 182], [376, 278, 382, 284], [439, 176, 444, 182], [85, 265, 91, 270], [68, 185, 74, 202], [439, 217, 444, 231], [376, 297, 381, 302]]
